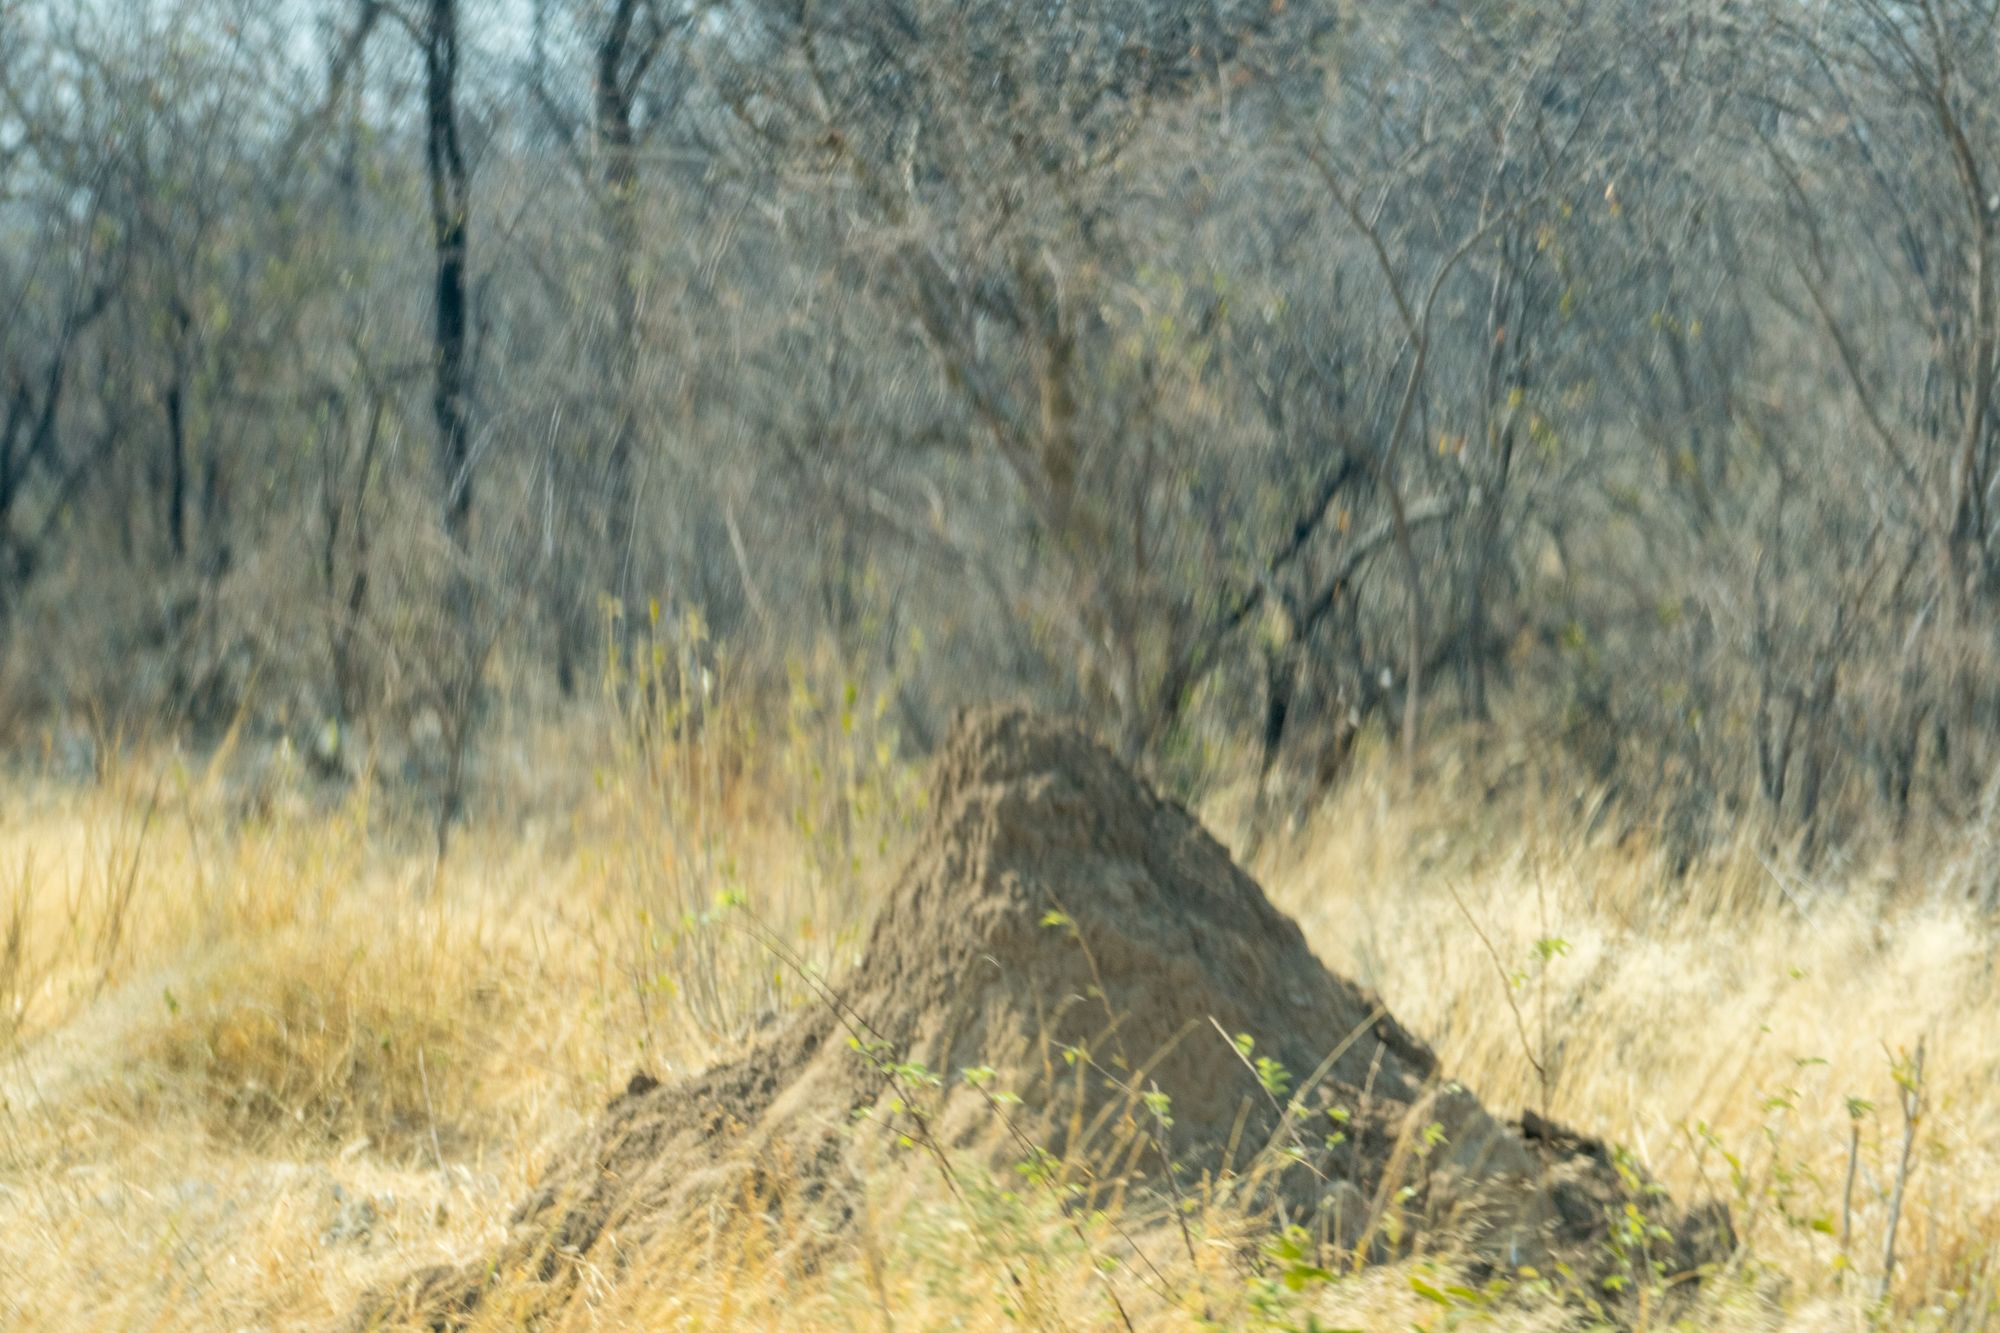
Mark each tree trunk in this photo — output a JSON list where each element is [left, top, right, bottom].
[[423, 0, 472, 558], [598, 3, 645, 622], [165, 299, 192, 564]]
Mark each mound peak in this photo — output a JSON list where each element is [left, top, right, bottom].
[[359, 707, 1728, 1327]]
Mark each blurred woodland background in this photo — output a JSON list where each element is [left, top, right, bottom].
[[5, 0, 2000, 868]]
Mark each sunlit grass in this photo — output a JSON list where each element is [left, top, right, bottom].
[[0, 687, 1995, 1329]]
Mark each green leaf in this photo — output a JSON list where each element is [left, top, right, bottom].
[[1281, 1263, 1334, 1291], [1408, 1276, 1454, 1306]]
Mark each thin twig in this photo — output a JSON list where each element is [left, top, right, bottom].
[[1840, 1120, 1860, 1262], [417, 1046, 446, 1172], [1444, 880, 1548, 1095], [1880, 1038, 1925, 1305]]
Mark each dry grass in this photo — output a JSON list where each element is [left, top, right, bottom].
[[1, 701, 1996, 1330]]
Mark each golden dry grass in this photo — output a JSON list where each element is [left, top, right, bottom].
[[0, 705, 1995, 1330]]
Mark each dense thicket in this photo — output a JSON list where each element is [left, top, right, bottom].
[[3, 0, 1998, 854]]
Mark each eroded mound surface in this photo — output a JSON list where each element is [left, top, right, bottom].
[[357, 708, 1728, 1328]]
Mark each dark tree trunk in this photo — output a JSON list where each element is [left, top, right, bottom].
[[165, 298, 192, 564], [418, 0, 480, 856], [423, 0, 472, 557]]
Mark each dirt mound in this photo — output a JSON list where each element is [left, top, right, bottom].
[[356, 707, 1729, 1328]]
